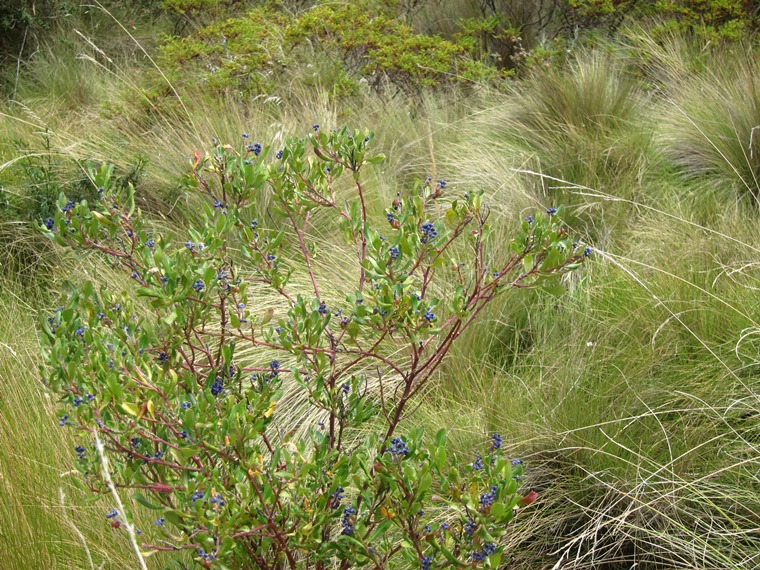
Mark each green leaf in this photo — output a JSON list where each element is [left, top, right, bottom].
[[136, 288, 162, 299], [121, 402, 140, 416], [541, 279, 565, 296], [417, 473, 433, 495], [163, 509, 184, 527], [134, 493, 164, 510]]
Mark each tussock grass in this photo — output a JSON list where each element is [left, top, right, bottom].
[[483, 50, 654, 193], [660, 50, 760, 203]]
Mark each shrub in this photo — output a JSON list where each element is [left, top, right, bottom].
[[39, 127, 587, 568], [159, 2, 500, 98]]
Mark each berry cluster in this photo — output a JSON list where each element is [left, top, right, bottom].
[[340, 506, 357, 536], [479, 485, 498, 509], [210, 377, 224, 397], [389, 437, 409, 456], [472, 543, 497, 562], [420, 222, 437, 244]]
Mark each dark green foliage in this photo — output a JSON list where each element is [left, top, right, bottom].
[[159, 2, 501, 98]]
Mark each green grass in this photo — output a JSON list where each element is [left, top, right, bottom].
[[0, 9, 759, 570]]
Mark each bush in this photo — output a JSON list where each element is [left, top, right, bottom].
[[159, 2, 500, 98], [39, 127, 588, 567]]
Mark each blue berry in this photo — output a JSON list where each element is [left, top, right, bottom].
[[318, 302, 328, 315], [480, 487, 496, 508], [73, 396, 83, 407], [252, 143, 262, 156], [423, 309, 436, 322], [421, 556, 433, 570], [342, 383, 350, 393], [146, 238, 155, 248], [276, 150, 283, 159], [192, 279, 205, 292], [386, 212, 396, 223], [210, 377, 224, 397], [105, 509, 118, 519], [75, 327, 86, 337], [75, 445, 86, 459], [62, 200, 75, 213], [154, 518, 165, 525], [213, 199, 223, 208], [491, 433, 502, 450], [525, 215, 534, 224], [242, 132, 249, 139], [44, 217, 55, 230], [420, 222, 438, 244], [340, 505, 356, 535], [250, 219, 259, 229], [389, 437, 409, 456], [312, 124, 320, 131], [86, 393, 95, 401], [437, 180, 447, 188], [547, 207, 557, 215], [389, 246, 400, 259], [158, 352, 168, 364], [191, 490, 204, 503], [181, 401, 192, 411], [464, 519, 476, 535], [329, 487, 344, 508], [584, 246, 593, 257], [511, 458, 524, 466], [473, 452, 484, 470]]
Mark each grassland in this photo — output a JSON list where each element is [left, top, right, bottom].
[[0, 4, 758, 569]]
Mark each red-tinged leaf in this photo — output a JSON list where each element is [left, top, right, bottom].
[[522, 490, 539, 505]]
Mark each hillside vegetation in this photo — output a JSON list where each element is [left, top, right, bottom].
[[0, 1, 759, 568]]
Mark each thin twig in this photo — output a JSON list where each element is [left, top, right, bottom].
[[12, 26, 28, 101], [58, 487, 97, 570], [94, 433, 149, 570]]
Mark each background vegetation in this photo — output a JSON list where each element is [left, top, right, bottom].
[[0, 0, 758, 568]]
